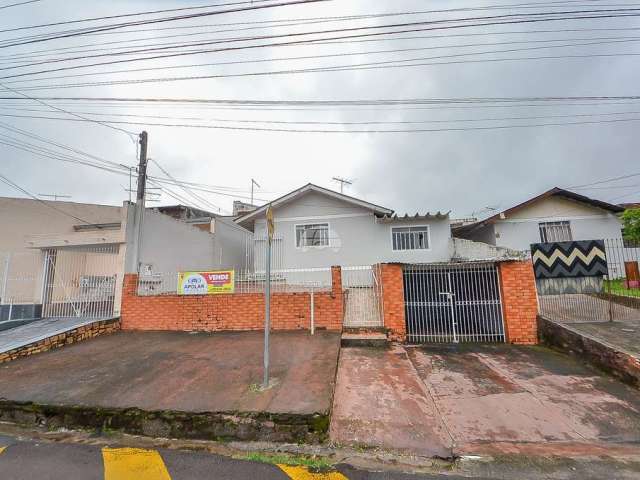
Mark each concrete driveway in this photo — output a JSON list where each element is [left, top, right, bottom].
[[330, 344, 640, 457], [0, 330, 340, 416]]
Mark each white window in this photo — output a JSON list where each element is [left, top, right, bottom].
[[392, 226, 430, 251], [539, 221, 573, 242], [296, 223, 329, 247]]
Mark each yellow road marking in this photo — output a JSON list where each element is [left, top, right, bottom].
[[0, 446, 5, 455], [102, 447, 171, 480], [278, 464, 348, 480]]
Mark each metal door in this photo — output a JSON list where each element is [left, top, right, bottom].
[[342, 265, 384, 327], [403, 263, 505, 343]]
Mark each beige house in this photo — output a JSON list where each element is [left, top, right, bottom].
[[0, 197, 126, 325], [0, 197, 252, 327]]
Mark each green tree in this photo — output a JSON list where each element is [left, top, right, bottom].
[[621, 208, 640, 242]]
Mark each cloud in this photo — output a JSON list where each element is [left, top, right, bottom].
[[0, 0, 638, 217]]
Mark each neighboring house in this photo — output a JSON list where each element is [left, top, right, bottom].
[[452, 187, 625, 251], [235, 183, 451, 270], [0, 197, 250, 325]]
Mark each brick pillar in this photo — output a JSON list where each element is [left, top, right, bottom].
[[498, 260, 538, 345], [120, 273, 138, 328], [379, 263, 406, 342], [331, 266, 344, 329]]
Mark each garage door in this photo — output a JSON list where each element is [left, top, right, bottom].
[[403, 263, 505, 343]]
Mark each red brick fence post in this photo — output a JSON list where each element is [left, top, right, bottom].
[[378, 263, 406, 342], [497, 260, 539, 345]]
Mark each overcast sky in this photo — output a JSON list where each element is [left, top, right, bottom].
[[1, 0, 639, 219]]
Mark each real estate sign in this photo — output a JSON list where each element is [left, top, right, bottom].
[[177, 270, 235, 295]]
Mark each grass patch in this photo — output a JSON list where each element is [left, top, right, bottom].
[[604, 279, 640, 297], [238, 452, 334, 470]]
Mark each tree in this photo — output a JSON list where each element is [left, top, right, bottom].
[[621, 208, 640, 243]]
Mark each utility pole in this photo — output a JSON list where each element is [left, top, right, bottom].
[[332, 177, 352, 194], [251, 178, 260, 205], [263, 204, 274, 389], [131, 131, 148, 272]]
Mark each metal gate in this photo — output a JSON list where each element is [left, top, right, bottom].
[[403, 262, 505, 343], [342, 265, 384, 327], [41, 245, 120, 319]]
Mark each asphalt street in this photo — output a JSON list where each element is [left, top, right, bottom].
[[0, 434, 473, 480]]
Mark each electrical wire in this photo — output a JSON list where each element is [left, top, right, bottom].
[[150, 158, 225, 213], [0, 0, 330, 48], [4, 109, 640, 132], [3, 11, 640, 83], [0, 81, 137, 136], [0, 171, 102, 225], [0, 0, 42, 10], [568, 172, 640, 188]]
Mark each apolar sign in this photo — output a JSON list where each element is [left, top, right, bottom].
[[177, 270, 235, 295]]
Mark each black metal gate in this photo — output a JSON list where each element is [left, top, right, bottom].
[[403, 262, 505, 343]]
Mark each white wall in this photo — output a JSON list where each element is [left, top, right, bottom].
[[211, 216, 252, 270], [494, 215, 622, 251], [462, 196, 623, 251], [251, 190, 451, 269]]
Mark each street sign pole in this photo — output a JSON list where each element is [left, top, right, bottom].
[[263, 205, 274, 389]]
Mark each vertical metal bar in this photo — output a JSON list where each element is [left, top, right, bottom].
[[263, 237, 272, 389], [310, 287, 315, 335], [448, 272, 458, 343], [1, 253, 10, 305]]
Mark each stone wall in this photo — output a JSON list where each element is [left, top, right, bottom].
[[539, 315, 640, 388], [0, 318, 121, 364]]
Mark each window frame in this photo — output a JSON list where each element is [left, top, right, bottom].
[[294, 222, 331, 249], [390, 225, 431, 252], [538, 220, 573, 243]]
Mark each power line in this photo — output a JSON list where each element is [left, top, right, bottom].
[[6, 4, 640, 63], [0, 0, 289, 34], [3, 104, 640, 124], [0, 0, 42, 10], [4, 11, 640, 84], [150, 158, 226, 213], [568, 172, 640, 188], [5, 34, 640, 86], [3, 109, 640, 132], [0, 171, 99, 225], [3, 95, 640, 106], [0, 0, 330, 48], [0, 81, 137, 137], [0, 120, 131, 169]]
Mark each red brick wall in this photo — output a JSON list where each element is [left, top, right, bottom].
[[121, 267, 343, 332], [498, 260, 539, 345], [379, 263, 406, 341]]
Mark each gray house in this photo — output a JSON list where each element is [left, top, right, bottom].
[[453, 187, 624, 251], [235, 183, 451, 270]]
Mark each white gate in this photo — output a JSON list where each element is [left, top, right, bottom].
[[342, 265, 384, 328], [41, 245, 121, 319]]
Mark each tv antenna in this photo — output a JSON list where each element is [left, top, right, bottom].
[[332, 177, 353, 194]]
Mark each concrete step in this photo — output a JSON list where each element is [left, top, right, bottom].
[[342, 326, 387, 335], [341, 331, 389, 348]]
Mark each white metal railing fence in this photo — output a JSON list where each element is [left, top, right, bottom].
[[342, 265, 384, 327], [537, 237, 640, 322], [137, 267, 333, 296], [0, 250, 44, 322], [1, 246, 121, 322], [41, 245, 121, 319]]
